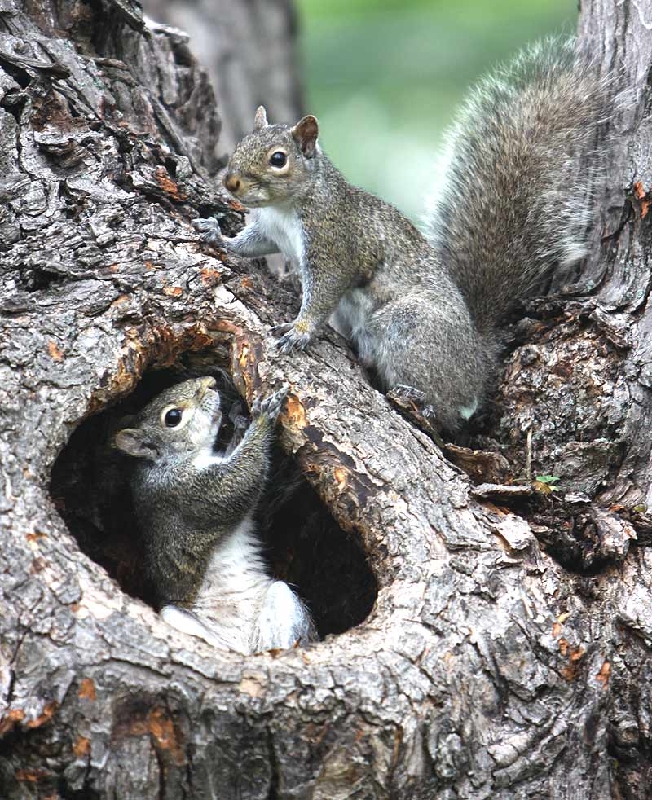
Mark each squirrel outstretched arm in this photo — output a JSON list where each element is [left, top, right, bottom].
[[164, 395, 279, 537], [195, 38, 613, 433], [114, 377, 315, 654], [193, 215, 279, 258]]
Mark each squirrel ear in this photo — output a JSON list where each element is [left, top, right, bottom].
[[253, 105, 269, 131], [113, 429, 157, 459], [291, 115, 319, 158]]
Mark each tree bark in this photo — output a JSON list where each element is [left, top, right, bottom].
[[141, 0, 303, 156], [1, 1, 651, 798]]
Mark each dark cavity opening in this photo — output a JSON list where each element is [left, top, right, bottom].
[[49, 349, 377, 639]]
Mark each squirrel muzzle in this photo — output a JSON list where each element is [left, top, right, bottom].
[[224, 171, 243, 195]]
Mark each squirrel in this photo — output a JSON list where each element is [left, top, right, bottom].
[[193, 38, 614, 434], [114, 376, 316, 654]]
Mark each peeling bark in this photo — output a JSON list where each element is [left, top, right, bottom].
[[1, 1, 651, 798]]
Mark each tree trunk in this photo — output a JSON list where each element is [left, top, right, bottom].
[[141, 0, 303, 156], [1, 1, 651, 798]]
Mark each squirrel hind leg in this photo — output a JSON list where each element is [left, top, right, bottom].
[[253, 581, 316, 652], [368, 292, 487, 434], [386, 384, 446, 443], [160, 604, 246, 653]]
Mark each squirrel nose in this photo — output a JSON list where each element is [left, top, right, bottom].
[[224, 171, 242, 193]]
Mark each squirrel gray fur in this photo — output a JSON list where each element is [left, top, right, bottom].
[[114, 376, 316, 654], [193, 38, 613, 433]]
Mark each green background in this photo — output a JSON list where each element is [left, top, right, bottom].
[[295, 0, 577, 220]]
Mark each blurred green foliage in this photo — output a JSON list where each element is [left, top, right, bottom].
[[296, 0, 577, 219]]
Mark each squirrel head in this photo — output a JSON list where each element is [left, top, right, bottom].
[[114, 377, 223, 462], [223, 106, 320, 207]]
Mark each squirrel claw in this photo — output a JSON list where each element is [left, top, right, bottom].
[[271, 323, 293, 336], [252, 385, 290, 424], [273, 325, 312, 354], [192, 217, 224, 245], [390, 384, 428, 405]]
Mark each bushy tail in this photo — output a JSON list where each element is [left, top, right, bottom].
[[424, 37, 615, 333]]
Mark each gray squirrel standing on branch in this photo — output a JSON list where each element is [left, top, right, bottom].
[[114, 377, 315, 654], [194, 38, 614, 433]]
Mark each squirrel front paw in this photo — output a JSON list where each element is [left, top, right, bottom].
[[271, 323, 312, 354], [252, 385, 290, 425], [192, 216, 225, 246]]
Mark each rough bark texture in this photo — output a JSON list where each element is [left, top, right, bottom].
[[0, 1, 651, 798]]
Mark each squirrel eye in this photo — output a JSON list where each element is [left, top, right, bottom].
[[269, 151, 287, 168], [164, 408, 183, 427]]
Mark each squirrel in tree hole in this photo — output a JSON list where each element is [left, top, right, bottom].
[[114, 376, 316, 654], [194, 38, 615, 434]]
